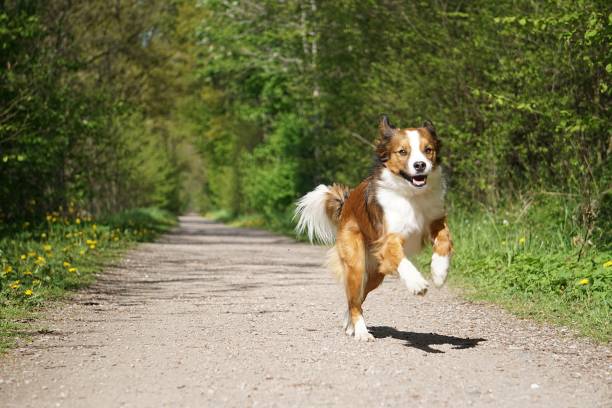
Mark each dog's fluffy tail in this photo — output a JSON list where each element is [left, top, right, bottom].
[[294, 183, 350, 245]]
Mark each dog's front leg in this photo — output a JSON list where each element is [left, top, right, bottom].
[[376, 233, 428, 296], [429, 217, 453, 287]]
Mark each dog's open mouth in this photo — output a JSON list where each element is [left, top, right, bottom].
[[409, 175, 427, 187], [399, 170, 428, 188]]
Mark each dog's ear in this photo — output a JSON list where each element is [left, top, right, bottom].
[[423, 119, 441, 151], [422, 120, 437, 138], [379, 115, 396, 139]]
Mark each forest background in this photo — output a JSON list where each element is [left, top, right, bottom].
[[1, 0, 610, 344]]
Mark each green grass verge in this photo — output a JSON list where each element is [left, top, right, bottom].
[[432, 195, 611, 342], [207, 194, 611, 342], [0, 207, 176, 353]]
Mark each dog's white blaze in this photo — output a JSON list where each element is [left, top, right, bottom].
[[353, 315, 373, 341], [398, 258, 429, 295], [431, 253, 450, 287], [406, 130, 432, 176], [294, 184, 336, 245]]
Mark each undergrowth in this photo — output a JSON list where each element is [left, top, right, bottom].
[[0, 207, 176, 353]]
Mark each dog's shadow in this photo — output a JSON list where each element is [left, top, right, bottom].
[[369, 326, 486, 354]]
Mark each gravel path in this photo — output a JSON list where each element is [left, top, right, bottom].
[[1, 215, 610, 407]]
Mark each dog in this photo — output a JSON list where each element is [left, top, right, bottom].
[[295, 116, 452, 341]]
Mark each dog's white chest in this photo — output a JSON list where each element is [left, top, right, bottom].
[[377, 189, 424, 237], [376, 188, 445, 256]]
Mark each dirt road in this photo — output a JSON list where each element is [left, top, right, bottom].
[[1, 215, 610, 407]]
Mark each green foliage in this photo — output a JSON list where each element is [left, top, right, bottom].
[[194, 0, 610, 217], [0, 1, 204, 221], [0, 207, 176, 352]]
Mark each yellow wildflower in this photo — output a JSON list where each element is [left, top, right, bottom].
[[35, 256, 45, 265], [43, 244, 52, 252], [23, 271, 33, 276], [518, 237, 526, 245], [20, 254, 26, 260], [27, 251, 36, 257], [79, 249, 86, 255], [578, 278, 589, 285], [89, 244, 96, 250], [3, 265, 13, 273], [23, 289, 33, 296], [63, 261, 71, 268], [68, 267, 77, 273], [92, 224, 97, 232], [75, 218, 81, 224], [604, 260, 612, 268], [10, 280, 20, 289]]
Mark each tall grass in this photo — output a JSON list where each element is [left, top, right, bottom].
[[442, 195, 611, 342]]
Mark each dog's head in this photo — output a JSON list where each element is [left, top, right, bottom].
[[375, 115, 441, 191]]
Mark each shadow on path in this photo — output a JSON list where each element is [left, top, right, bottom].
[[370, 326, 486, 353]]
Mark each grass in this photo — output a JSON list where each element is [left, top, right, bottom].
[[0, 207, 176, 353], [434, 195, 611, 342], [207, 194, 611, 343]]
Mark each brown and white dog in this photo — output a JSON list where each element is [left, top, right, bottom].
[[295, 116, 452, 341]]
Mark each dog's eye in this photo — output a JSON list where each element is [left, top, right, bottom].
[[424, 146, 433, 155], [398, 149, 407, 156]]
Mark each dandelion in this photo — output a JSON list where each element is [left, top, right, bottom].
[[63, 261, 71, 267], [578, 278, 589, 285], [23, 270, 33, 276], [75, 218, 81, 224], [20, 254, 27, 260], [89, 244, 96, 250], [35, 256, 45, 265], [23, 289, 33, 296], [27, 251, 36, 257], [43, 244, 52, 253], [68, 267, 77, 273], [604, 260, 612, 268], [79, 249, 86, 256], [3, 265, 13, 273], [10, 280, 21, 289], [519, 237, 526, 245]]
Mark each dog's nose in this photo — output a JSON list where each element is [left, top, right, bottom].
[[413, 161, 426, 173]]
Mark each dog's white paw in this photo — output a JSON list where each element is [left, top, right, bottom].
[[398, 258, 429, 296], [354, 330, 374, 342], [431, 253, 450, 287], [353, 315, 374, 342]]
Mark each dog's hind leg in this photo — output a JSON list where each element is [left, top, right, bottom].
[[337, 225, 373, 341]]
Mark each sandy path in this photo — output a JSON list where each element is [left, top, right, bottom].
[[0, 215, 610, 407]]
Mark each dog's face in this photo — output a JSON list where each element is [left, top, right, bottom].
[[376, 116, 440, 190]]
